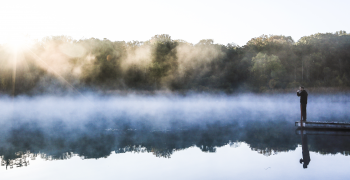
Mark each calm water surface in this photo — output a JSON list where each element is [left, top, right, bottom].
[[1, 94, 350, 179]]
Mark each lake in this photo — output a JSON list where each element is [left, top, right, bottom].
[[1, 94, 350, 179]]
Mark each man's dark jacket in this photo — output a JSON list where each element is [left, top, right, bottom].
[[297, 90, 308, 104]]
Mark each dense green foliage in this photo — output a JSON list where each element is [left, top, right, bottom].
[[1, 31, 350, 95]]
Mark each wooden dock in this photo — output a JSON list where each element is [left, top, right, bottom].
[[296, 129, 350, 136], [295, 121, 350, 129]]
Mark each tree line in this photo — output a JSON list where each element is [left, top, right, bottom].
[[0, 31, 349, 95]]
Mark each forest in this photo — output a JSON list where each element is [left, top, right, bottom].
[[0, 31, 349, 95]]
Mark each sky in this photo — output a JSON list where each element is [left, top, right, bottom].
[[3, 144, 350, 180], [0, 0, 349, 46]]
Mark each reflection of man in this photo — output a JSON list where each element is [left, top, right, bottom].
[[5, 159, 9, 170], [299, 132, 311, 169], [297, 86, 308, 121]]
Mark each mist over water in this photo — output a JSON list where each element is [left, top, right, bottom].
[[0, 93, 349, 146], [0, 93, 349, 152], [1, 93, 350, 179], [1, 93, 350, 126]]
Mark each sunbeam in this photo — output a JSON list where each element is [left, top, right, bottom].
[[11, 51, 17, 97], [7, 35, 30, 97], [26, 49, 86, 97]]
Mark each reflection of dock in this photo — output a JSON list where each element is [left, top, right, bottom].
[[296, 129, 350, 136], [295, 121, 350, 129]]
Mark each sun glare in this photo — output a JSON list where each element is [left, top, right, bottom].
[[6, 34, 30, 52]]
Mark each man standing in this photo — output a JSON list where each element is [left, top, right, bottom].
[[297, 86, 308, 121]]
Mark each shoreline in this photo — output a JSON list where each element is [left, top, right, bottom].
[[1, 87, 350, 97]]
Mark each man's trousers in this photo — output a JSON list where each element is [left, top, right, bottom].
[[300, 103, 307, 121]]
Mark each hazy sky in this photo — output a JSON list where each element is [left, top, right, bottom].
[[0, 0, 349, 46]]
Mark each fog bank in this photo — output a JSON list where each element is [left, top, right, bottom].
[[1, 94, 349, 129]]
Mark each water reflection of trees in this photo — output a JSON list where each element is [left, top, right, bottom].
[[1, 152, 31, 169], [1, 119, 350, 169]]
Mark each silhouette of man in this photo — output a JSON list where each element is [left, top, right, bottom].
[[297, 86, 308, 121], [299, 132, 311, 169]]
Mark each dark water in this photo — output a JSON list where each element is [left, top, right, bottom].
[[1, 94, 350, 179]]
